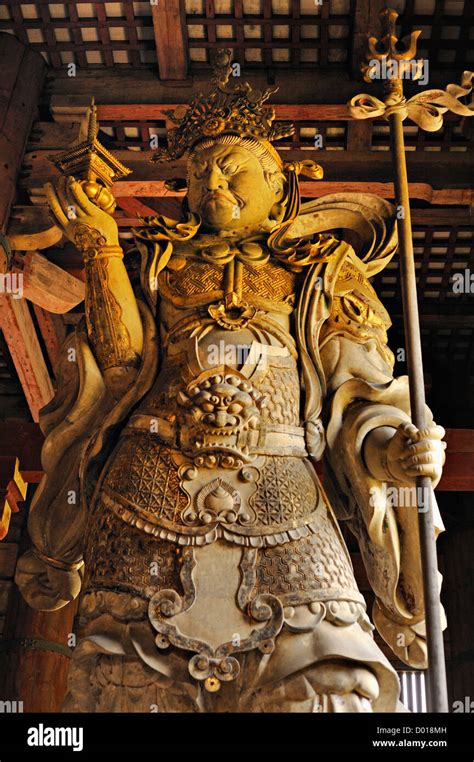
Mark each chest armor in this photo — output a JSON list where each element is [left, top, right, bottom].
[[130, 243, 309, 464], [157, 239, 298, 314]]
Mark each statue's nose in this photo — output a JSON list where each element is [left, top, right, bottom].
[[206, 166, 226, 191]]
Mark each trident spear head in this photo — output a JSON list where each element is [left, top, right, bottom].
[[350, 7, 474, 129], [363, 8, 423, 89]]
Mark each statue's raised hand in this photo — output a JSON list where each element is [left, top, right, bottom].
[[44, 175, 120, 251]]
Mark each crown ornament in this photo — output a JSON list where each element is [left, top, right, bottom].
[[151, 49, 295, 163]]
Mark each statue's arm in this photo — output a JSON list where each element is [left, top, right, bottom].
[[14, 178, 148, 611], [44, 177, 143, 391], [320, 259, 446, 668]]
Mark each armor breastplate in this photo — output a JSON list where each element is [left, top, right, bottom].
[[130, 242, 311, 464], [157, 240, 298, 314]]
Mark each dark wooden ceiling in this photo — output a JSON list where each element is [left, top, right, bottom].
[[0, 1, 472, 71]]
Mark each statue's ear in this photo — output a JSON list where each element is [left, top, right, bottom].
[[269, 200, 286, 225], [274, 171, 287, 201], [269, 173, 289, 223]]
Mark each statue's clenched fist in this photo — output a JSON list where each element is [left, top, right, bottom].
[[364, 421, 446, 488], [386, 422, 446, 486], [44, 176, 120, 249]]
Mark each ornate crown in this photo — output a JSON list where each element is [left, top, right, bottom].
[[151, 49, 295, 163]]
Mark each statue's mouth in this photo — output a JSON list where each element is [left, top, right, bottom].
[[203, 191, 237, 206]]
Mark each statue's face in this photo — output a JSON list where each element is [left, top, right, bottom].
[[186, 142, 283, 233]]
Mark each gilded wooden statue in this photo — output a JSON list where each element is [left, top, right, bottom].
[[15, 51, 446, 713]]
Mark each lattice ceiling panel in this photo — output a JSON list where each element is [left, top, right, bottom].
[[0, 0, 472, 72], [97, 115, 471, 153], [373, 224, 474, 307], [0, 1, 157, 67], [372, 117, 473, 153], [397, 0, 473, 70], [98, 118, 350, 151], [185, 0, 352, 67]]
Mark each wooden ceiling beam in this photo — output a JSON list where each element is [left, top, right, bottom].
[[0, 295, 53, 422], [21, 149, 473, 202], [42, 101, 464, 125], [46, 68, 466, 106], [438, 430, 474, 492], [94, 103, 354, 122], [115, 197, 163, 219], [11, 251, 85, 313], [152, 0, 189, 81], [350, 0, 386, 79], [6, 205, 62, 251]]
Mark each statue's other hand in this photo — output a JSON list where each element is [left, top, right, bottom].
[[386, 422, 446, 487], [44, 175, 119, 250], [14, 548, 84, 612]]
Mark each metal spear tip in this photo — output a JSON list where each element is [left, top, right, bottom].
[[365, 6, 422, 63]]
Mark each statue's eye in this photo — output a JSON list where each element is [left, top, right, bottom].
[[221, 162, 238, 175]]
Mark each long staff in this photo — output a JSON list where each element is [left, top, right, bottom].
[[348, 7, 474, 713]]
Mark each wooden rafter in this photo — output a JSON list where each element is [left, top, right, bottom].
[[11, 251, 85, 313], [152, 0, 188, 80], [22, 148, 473, 203], [350, 0, 386, 78], [0, 295, 53, 422], [438, 430, 474, 492], [115, 198, 162, 219], [32, 305, 66, 372]]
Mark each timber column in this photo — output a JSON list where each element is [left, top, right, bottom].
[[0, 509, 78, 712]]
